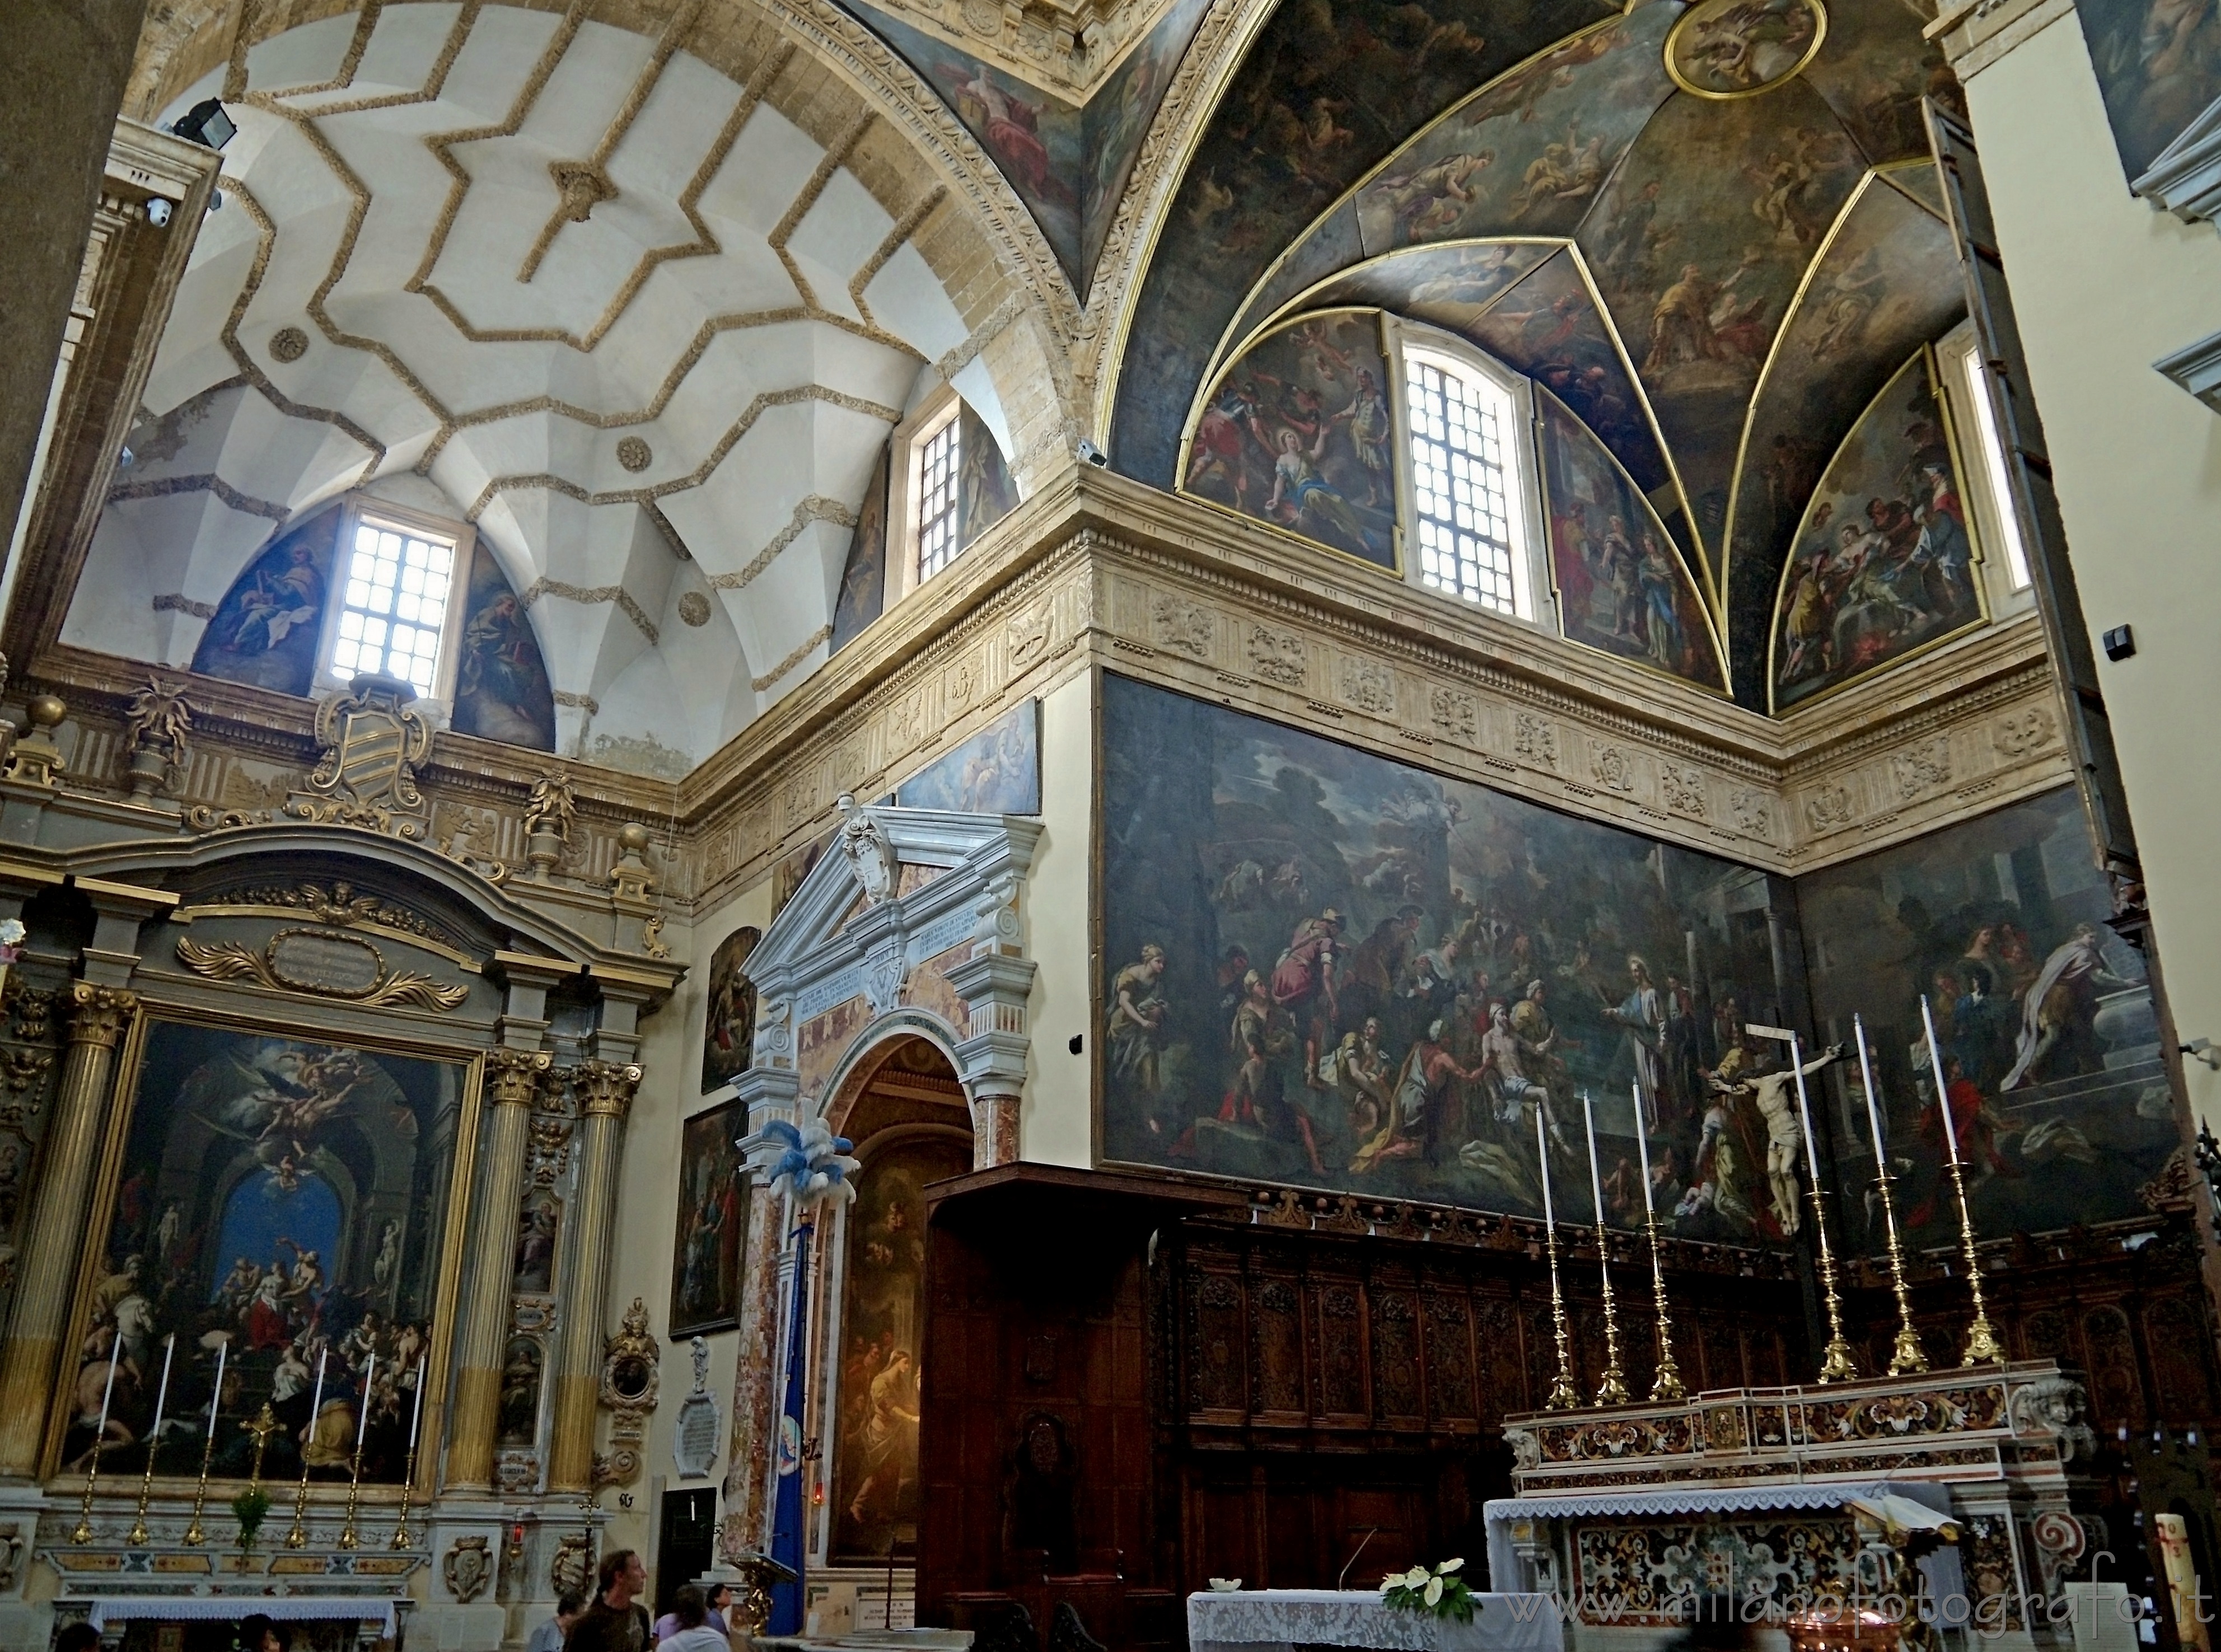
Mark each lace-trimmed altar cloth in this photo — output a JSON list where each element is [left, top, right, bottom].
[[1187, 1587, 1564, 1652], [85, 1597, 405, 1633]]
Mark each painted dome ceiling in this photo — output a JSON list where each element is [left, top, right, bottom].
[[1105, 0, 1972, 710]]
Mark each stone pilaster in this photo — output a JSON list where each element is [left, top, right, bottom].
[[721, 1064, 799, 1560], [545, 1059, 640, 1492], [0, 982, 135, 1473], [445, 1046, 551, 1492]]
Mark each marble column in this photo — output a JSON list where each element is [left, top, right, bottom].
[[445, 1046, 552, 1491], [545, 1059, 640, 1493], [719, 1176, 787, 1560], [0, 982, 135, 1472]]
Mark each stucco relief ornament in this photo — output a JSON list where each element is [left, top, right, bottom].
[[289, 674, 432, 838], [835, 793, 899, 904]]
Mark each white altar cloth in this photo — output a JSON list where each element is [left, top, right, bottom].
[[1187, 1588, 1563, 1652], [84, 1596, 405, 1634]]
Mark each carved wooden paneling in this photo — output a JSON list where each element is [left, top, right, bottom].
[[1188, 1270, 1246, 1419], [1423, 1294, 1477, 1428], [1310, 1278, 1368, 1424], [1370, 1288, 1424, 1427], [1250, 1272, 1306, 1421]]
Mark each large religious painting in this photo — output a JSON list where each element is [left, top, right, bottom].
[[895, 701, 1040, 815], [831, 444, 891, 654], [190, 508, 342, 695], [1537, 388, 1727, 691], [1664, 0, 1829, 99], [2076, 0, 2221, 181], [670, 1099, 747, 1337], [64, 1021, 471, 1485], [700, 926, 761, 1093], [450, 540, 557, 750], [1098, 673, 1792, 1241], [830, 1132, 973, 1561], [1796, 787, 2171, 1249], [1770, 349, 1985, 712], [1182, 311, 1399, 569]]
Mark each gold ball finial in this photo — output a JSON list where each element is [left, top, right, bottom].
[[618, 822, 652, 853], [26, 694, 65, 729]]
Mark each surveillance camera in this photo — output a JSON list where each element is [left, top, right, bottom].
[[1077, 438, 1109, 468], [146, 198, 173, 228]]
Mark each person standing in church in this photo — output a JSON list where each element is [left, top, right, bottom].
[[529, 1593, 583, 1652], [653, 1585, 733, 1651], [567, 1551, 651, 1651]]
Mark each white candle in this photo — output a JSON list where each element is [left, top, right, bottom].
[[1790, 1033, 1824, 1188], [94, 1331, 121, 1438], [353, 1354, 376, 1452], [1536, 1105, 1555, 1230], [405, 1355, 425, 1453], [306, 1349, 328, 1458], [1583, 1092, 1606, 1222], [1631, 1081, 1655, 1221], [1854, 1014, 1889, 1169], [1920, 995, 1962, 1169], [205, 1340, 228, 1440], [149, 1333, 175, 1443]]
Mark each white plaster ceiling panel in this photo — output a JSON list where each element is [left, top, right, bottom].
[[58, 2, 1004, 774]]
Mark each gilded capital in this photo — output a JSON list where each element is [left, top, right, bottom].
[[65, 982, 138, 1049], [486, 1046, 555, 1108], [577, 1060, 644, 1119]]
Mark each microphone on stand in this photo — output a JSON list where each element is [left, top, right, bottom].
[[1338, 1528, 1381, 1592]]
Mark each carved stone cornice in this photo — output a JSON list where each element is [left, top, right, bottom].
[[485, 1047, 555, 1110], [575, 1060, 644, 1121], [64, 984, 139, 1050]]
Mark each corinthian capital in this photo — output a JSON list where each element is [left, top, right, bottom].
[[577, 1060, 644, 1120], [65, 983, 139, 1050], [485, 1046, 555, 1108]]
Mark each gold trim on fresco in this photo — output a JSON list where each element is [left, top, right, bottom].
[[1095, 7, 1634, 451], [1717, 160, 1944, 625], [1530, 382, 1732, 698], [1172, 306, 1407, 579], [1662, 0, 1830, 100], [1761, 343, 1991, 717], [43, 1003, 485, 1505]]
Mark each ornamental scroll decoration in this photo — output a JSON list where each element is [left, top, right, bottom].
[[593, 1296, 660, 1486], [175, 929, 471, 1011]]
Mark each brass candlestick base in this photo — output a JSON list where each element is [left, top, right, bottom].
[[1943, 1156, 2005, 1365], [1592, 1222, 1630, 1407], [1542, 1223, 1580, 1410], [1642, 1213, 1686, 1403], [284, 1457, 314, 1548], [338, 1447, 364, 1549], [1806, 1186, 1859, 1384], [389, 1444, 419, 1550], [1872, 1165, 1928, 1376], [127, 1447, 157, 1547], [69, 1442, 105, 1546]]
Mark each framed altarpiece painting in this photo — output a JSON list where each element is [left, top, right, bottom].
[[53, 1008, 480, 1494]]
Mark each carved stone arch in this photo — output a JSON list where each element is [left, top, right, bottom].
[[819, 1015, 970, 1140]]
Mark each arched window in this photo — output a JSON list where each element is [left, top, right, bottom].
[[1395, 331, 1541, 621]]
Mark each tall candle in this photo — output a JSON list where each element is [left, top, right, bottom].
[[1790, 1033, 1824, 1188], [306, 1349, 328, 1455], [1536, 1106, 1555, 1230], [148, 1333, 175, 1441], [1583, 1092, 1607, 1222], [1631, 1081, 1655, 1220], [405, 1355, 426, 1453], [1920, 995, 1963, 1168], [353, 1354, 377, 1452], [205, 1340, 228, 1441], [1854, 1014, 1889, 1169], [94, 1331, 121, 1438]]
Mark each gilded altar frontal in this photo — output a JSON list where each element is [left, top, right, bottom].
[[0, 0, 2217, 1644]]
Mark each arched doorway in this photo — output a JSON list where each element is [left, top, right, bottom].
[[819, 1037, 972, 1624]]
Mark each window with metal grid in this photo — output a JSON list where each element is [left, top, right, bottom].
[[1406, 355, 1521, 616], [330, 517, 456, 694], [916, 414, 962, 581]]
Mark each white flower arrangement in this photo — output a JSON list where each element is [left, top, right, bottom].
[[1381, 1559, 1474, 1622]]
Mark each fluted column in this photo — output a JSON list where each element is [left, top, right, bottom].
[[446, 1046, 551, 1491], [546, 1059, 640, 1492], [0, 983, 136, 1473]]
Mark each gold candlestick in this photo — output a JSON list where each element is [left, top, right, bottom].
[[1535, 1108, 1579, 1410], [1632, 1082, 1685, 1402], [1789, 1035, 1858, 1383], [1855, 1016, 1928, 1375], [338, 1447, 365, 1548], [126, 1441, 158, 1547], [390, 1353, 425, 1550], [71, 1337, 125, 1545], [1920, 998, 2005, 1365], [286, 1351, 328, 1549], [1582, 1093, 1630, 1406], [183, 1342, 227, 1545]]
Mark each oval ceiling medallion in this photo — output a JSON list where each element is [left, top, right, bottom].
[[616, 436, 653, 472], [270, 325, 310, 363], [1664, 0, 1828, 99], [677, 592, 712, 627]]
